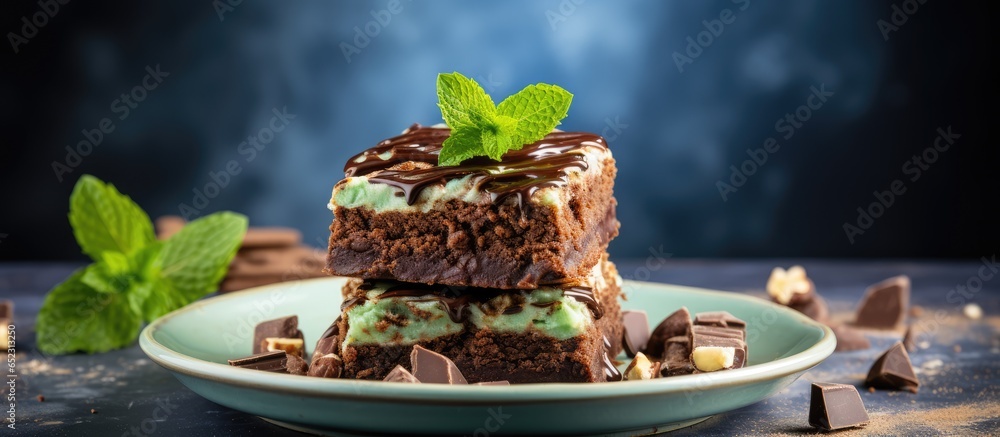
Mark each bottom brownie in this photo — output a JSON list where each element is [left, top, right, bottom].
[[333, 257, 623, 383]]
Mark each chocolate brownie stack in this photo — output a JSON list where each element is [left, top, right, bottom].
[[320, 124, 623, 383]]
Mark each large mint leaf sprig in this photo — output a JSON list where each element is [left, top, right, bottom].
[[436, 72, 573, 166], [37, 175, 247, 355]]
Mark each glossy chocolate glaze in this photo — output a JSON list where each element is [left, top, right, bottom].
[[342, 124, 607, 207], [602, 335, 623, 381], [345, 280, 602, 323]]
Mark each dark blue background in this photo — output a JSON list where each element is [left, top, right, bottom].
[[1, 1, 994, 260]]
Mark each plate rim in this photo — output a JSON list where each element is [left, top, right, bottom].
[[139, 276, 836, 405]]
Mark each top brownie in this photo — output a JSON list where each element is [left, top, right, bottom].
[[325, 124, 619, 289]]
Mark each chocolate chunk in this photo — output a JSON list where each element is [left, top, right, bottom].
[[318, 318, 340, 341], [621, 310, 650, 358], [410, 345, 468, 384], [831, 324, 870, 352], [473, 381, 510, 386], [0, 300, 11, 339], [809, 382, 870, 430], [312, 318, 341, 361], [691, 334, 747, 372], [854, 276, 910, 329], [659, 336, 695, 377], [692, 325, 745, 342], [766, 266, 830, 322], [646, 307, 691, 358], [312, 337, 337, 361], [383, 365, 420, 383], [792, 294, 829, 323], [690, 311, 748, 371], [228, 351, 289, 372], [902, 325, 917, 352], [693, 311, 746, 329], [0, 300, 12, 319], [307, 353, 343, 378], [766, 266, 816, 306], [286, 354, 308, 375], [261, 337, 305, 357], [624, 352, 661, 380], [253, 316, 303, 354], [866, 342, 919, 393]]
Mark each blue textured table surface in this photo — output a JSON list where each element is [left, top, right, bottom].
[[2, 260, 998, 436]]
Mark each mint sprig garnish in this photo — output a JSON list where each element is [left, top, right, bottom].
[[436, 72, 573, 166], [37, 175, 248, 355]]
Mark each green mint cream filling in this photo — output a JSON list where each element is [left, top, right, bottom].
[[341, 286, 594, 348]]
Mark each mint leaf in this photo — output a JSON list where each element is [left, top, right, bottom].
[[42, 175, 248, 356], [436, 72, 496, 129], [36, 270, 143, 355], [128, 280, 187, 322], [160, 212, 248, 302], [69, 175, 155, 260], [436, 74, 573, 166], [81, 251, 134, 294], [438, 126, 485, 166], [496, 83, 573, 147]]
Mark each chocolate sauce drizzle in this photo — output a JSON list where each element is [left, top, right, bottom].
[[343, 124, 607, 208], [602, 335, 623, 381], [344, 281, 602, 324]]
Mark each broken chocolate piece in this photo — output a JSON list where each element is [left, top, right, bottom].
[[228, 351, 289, 372], [902, 325, 917, 352], [809, 382, 869, 431], [312, 337, 337, 361], [794, 294, 829, 323], [253, 316, 304, 354], [766, 265, 815, 306], [0, 300, 11, 339], [646, 307, 691, 358], [866, 342, 919, 393], [691, 340, 746, 372], [473, 381, 511, 386], [693, 311, 746, 329], [662, 340, 694, 376], [410, 345, 468, 384], [854, 276, 910, 329], [307, 353, 343, 378], [766, 266, 829, 322], [692, 325, 745, 341], [286, 354, 308, 375], [383, 365, 420, 383], [621, 310, 650, 358], [690, 327, 747, 372], [262, 337, 305, 357], [832, 324, 870, 352], [0, 300, 11, 319], [624, 352, 661, 380], [312, 318, 341, 361]]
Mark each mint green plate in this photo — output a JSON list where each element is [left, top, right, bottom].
[[139, 277, 834, 436]]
